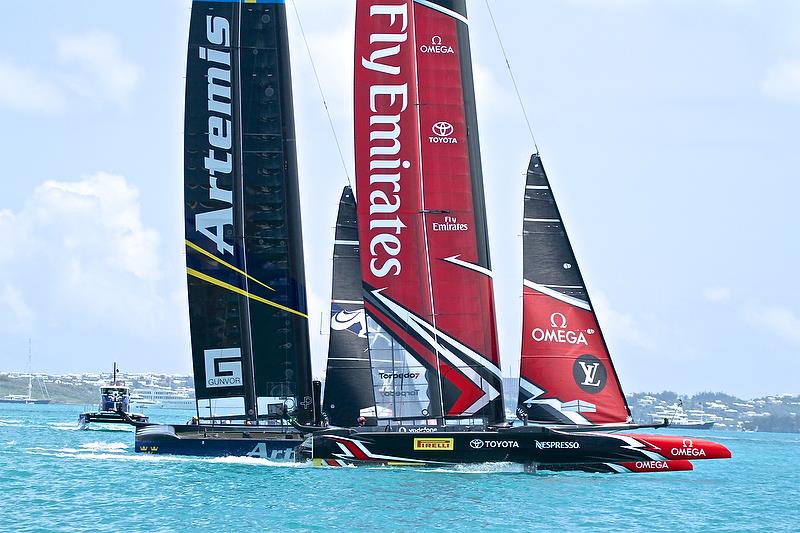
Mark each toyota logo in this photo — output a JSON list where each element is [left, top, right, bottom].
[[469, 439, 484, 449], [432, 121, 454, 137]]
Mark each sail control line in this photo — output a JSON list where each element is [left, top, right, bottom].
[[483, 0, 539, 154], [289, 0, 353, 191]]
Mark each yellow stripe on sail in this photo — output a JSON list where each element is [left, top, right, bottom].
[[187, 268, 308, 319], [186, 240, 275, 292]]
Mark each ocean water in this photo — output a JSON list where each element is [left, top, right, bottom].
[[1, 403, 798, 532]]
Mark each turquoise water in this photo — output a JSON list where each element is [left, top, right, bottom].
[[1, 403, 798, 532]]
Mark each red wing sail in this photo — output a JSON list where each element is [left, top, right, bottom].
[[517, 154, 630, 425], [355, 0, 503, 423]]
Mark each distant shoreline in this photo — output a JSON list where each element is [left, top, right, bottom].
[[2, 373, 797, 433]]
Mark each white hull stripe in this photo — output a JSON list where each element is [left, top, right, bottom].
[[523, 218, 560, 223], [603, 433, 668, 462], [443, 255, 493, 278], [334, 240, 360, 246], [332, 299, 362, 305], [523, 279, 591, 311], [330, 436, 448, 465], [525, 185, 550, 190], [414, 0, 469, 25]]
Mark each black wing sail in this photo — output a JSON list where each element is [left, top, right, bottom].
[[184, 0, 313, 423], [322, 187, 376, 427]]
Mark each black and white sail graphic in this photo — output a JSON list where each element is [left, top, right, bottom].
[[184, 0, 313, 423], [322, 187, 376, 426]]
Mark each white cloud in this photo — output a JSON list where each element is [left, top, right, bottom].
[[0, 172, 164, 337], [56, 31, 140, 103], [0, 60, 65, 113], [761, 59, 800, 104], [703, 286, 732, 302], [473, 62, 511, 117], [745, 305, 800, 345], [0, 285, 35, 333], [32, 174, 161, 281], [591, 292, 652, 349]]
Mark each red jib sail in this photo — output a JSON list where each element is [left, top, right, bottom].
[[517, 154, 631, 425], [354, 0, 503, 423]]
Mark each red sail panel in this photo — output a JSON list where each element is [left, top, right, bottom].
[[354, 0, 503, 422], [413, 2, 503, 419], [355, 0, 431, 321], [517, 154, 630, 425], [355, 0, 439, 416], [520, 287, 628, 424]]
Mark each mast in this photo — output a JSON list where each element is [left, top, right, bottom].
[[27, 339, 32, 399], [354, 0, 504, 424], [184, 0, 314, 424], [517, 154, 631, 425]]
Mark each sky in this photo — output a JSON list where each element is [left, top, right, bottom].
[[0, 0, 798, 399]]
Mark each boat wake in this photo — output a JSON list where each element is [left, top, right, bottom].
[[26, 445, 193, 463], [48, 422, 80, 431], [415, 462, 525, 475], [48, 421, 134, 432], [24, 443, 315, 468], [77, 441, 129, 453], [208, 456, 313, 468], [0, 419, 24, 427]]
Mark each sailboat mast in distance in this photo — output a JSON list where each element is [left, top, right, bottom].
[[354, 0, 504, 424], [184, 0, 314, 424], [517, 154, 631, 425]]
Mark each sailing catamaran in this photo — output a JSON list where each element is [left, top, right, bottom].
[[303, 0, 731, 472], [134, 0, 320, 458], [136, 0, 730, 471]]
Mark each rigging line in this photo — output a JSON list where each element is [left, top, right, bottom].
[[483, 0, 539, 154], [289, 0, 353, 191]]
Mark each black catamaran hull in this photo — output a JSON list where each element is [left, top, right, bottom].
[[306, 427, 730, 469], [78, 411, 148, 429], [135, 424, 303, 460]]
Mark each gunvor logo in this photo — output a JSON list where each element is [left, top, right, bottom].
[[413, 438, 454, 451]]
